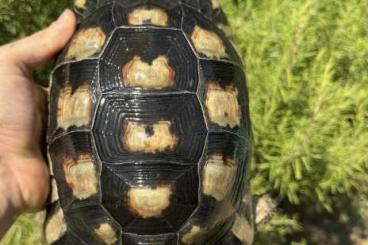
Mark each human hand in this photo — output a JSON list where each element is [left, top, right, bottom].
[[0, 9, 76, 238]]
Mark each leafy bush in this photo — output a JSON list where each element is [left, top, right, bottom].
[[1, 0, 367, 244], [0, 0, 72, 84], [222, 0, 368, 243]]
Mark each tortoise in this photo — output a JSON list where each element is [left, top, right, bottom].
[[45, 0, 256, 244]]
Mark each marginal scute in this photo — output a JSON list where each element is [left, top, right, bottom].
[[94, 223, 118, 245], [128, 185, 172, 218], [217, 23, 233, 37], [232, 214, 254, 245], [50, 177, 59, 203], [48, 152, 55, 176], [122, 55, 175, 89], [128, 7, 169, 26], [182, 225, 202, 245], [122, 120, 178, 153], [57, 82, 92, 130], [66, 27, 106, 60], [203, 153, 236, 201], [211, 0, 221, 9], [205, 82, 241, 128], [74, 0, 86, 9], [63, 154, 98, 200], [45, 208, 67, 244], [191, 25, 227, 59]]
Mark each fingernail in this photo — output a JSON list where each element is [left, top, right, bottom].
[[55, 9, 70, 25]]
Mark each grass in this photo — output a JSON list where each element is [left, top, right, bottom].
[[1, 0, 368, 244]]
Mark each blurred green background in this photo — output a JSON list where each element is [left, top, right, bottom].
[[0, 0, 367, 244]]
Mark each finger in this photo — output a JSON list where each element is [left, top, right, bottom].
[[0, 9, 76, 70]]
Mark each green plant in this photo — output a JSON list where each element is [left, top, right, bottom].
[[222, 0, 368, 243], [0, 0, 72, 84], [0, 214, 45, 245]]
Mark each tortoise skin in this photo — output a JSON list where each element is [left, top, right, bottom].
[[46, 0, 253, 244]]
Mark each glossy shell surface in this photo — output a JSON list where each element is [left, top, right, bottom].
[[47, 0, 253, 244]]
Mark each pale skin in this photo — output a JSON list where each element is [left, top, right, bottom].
[[0, 10, 76, 238]]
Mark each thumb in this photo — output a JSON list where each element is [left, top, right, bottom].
[[0, 9, 76, 70]]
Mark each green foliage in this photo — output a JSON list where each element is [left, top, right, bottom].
[[0, 0, 72, 84], [1, 0, 368, 244], [0, 0, 72, 44], [222, 0, 368, 243], [0, 214, 45, 245]]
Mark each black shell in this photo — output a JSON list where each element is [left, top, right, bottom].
[[46, 0, 253, 244]]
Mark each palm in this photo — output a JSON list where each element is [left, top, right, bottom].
[[0, 10, 76, 219], [0, 63, 49, 212]]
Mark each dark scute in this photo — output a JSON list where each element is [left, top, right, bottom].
[[213, 232, 244, 245], [189, 195, 234, 226], [208, 132, 238, 156], [99, 28, 198, 93], [207, 132, 250, 205], [203, 218, 235, 245], [181, 5, 242, 65], [93, 94, 207, 165], [122, 233, 177, 245], [101, 163, 199, 234], [49, 132, 100, 209], [112, 0, 182, 28], [64, 204, 121, 245], [48, 60, 99, 141], [74, 0, 114, 21], [178, 133, 250, 236], [51, 231, 87, 245], [60, 4, 115, 63], [181, 0, 200, 10], [213, 10, 230, 26], [178, 217, 234, 245], [198, 59, 250, 136]]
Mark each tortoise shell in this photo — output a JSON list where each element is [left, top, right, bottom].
[[46, 0, 253, 244]]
